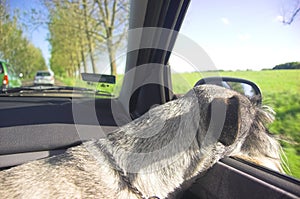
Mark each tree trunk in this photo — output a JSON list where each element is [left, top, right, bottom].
[[80, 37, 87, 73], [81, 49, 87, 73], [107, 39, 117, 76], [88, 43, 96, 73], [83, 0, 96, 73]]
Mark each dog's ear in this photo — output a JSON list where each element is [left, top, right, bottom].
[[219, 96, 240, 146], [206, 96, 240, 146]]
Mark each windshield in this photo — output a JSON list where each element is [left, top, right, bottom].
[[0, 0, 129, 96], [0, 0, 299, 180]]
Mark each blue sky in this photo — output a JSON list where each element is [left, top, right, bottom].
[[9, 0, 300, 72], [9, 0, 51, 66], [176, 0, 300, 71]]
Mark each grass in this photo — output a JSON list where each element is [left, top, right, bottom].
[[172, 69, 300, 178]]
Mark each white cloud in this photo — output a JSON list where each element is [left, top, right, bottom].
[[275, 15, 284, 22], [221, 17, 230, 25], [238, 33, 251, 41]]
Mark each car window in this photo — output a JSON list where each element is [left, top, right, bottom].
[[1, 0, 129, 97], [0, 62, 3, 74], [36, 72, 51, 77], [169, 1, 300, 180]]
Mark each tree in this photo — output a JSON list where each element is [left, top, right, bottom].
[[273, 62, 300, 70], [47, 1, 84, 77], [94, 0, 129, 76], [41, 0, 129, 77], [0, 1, 47, 78], [82, 0, 97, 74]]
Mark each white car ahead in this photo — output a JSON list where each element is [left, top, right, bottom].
[[34, 71, 55, 86]]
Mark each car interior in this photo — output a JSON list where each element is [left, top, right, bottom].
[[0, 0, 299, 198]]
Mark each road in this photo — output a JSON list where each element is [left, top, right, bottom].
[[22, 79, 66, 87]]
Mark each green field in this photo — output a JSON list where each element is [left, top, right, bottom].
[[172, 69, 300, 178]]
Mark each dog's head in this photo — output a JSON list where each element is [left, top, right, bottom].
[[190, 85, 254, 154], [190, 85, 283, 173]]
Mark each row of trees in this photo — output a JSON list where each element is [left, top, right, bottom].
[[38, 0, 129, 77], [273, 62, 300, 70], [0, 0, 47, 78]]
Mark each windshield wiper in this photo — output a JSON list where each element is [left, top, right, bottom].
[[0, 86, 114, 97]]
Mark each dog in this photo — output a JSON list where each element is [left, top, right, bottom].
[[0, 85, 284, 199]]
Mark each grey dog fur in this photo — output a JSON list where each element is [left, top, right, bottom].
[[0, 85, 283, 199]]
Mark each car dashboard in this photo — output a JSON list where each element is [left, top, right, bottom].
[[0, 96, 119, 169]]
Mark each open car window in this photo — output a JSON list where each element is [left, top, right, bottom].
[[169, 1, 300, 180]]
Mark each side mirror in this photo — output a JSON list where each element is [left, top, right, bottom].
[[194, 77, 262, 104]]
